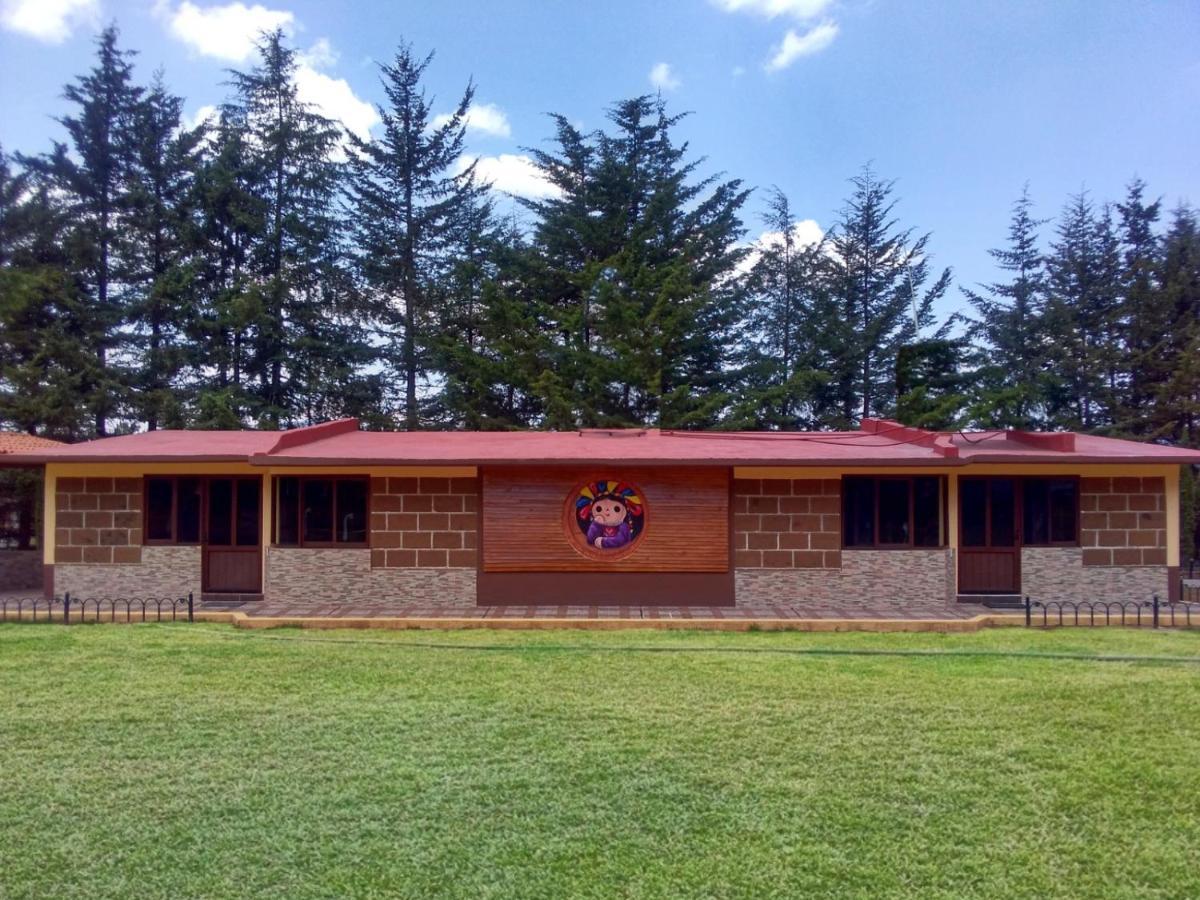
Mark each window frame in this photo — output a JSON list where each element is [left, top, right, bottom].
[[273, 475, 371, 549], [1019, 475, 1081, 547], [841, 475, 948, 550], [142, 476, 204, 546]]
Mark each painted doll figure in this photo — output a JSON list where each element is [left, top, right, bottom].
[[586, 495, 632, 549], [576, 481, 644, 551]]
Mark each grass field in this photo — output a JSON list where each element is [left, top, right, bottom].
[[2, 624, 1199, 899]]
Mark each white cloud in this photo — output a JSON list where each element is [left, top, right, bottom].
[[649, 62, 681, 92], [765, 20, 839, 70], [736, 219, 824, 277], [298, 36, 337, 68], [182, 103, 218, 132], [0, 0, 98, 43], [431, 102, 512, 138], [158, 1, 294, 63], [712, 0, 833, 20], [457, 154, 561, 200], [293, 65, 378, 144]]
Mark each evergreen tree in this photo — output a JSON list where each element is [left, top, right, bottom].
[[1153, 206, 1200, 445], [189, 109, 266, 427], [518, 97, 750, 428], [344, 42, 492, 429], [228, 30, 371, 427], [822, 166, 951, 426], [1042, 192, 1122, 430], [0, 150, 101, 439], [121, 73, 206, 429], [731, 187, 828, 429], [961, 187, 1049, 429], [894, 338, 968, 430], [1117, 178, 1166, 435], [23, 26, 141, 435]]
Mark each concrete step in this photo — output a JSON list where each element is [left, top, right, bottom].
[[200, 593, 263, 607], [958, 594, 1024, 609]]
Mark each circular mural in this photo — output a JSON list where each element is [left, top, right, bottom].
[[565, 479, 647, 560]]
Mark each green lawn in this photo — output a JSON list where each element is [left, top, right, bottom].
[[2, 625, 1199, 899]]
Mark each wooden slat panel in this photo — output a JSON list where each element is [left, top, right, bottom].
[[482, 467, 729, 573], [205, 549, 261, 592]]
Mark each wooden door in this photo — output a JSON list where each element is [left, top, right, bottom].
[[203, 477, 262, 593], [958, 477, 1020, 594]]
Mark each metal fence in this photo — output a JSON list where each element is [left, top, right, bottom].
[[1025, 595, 1200, 628], [0, 592, 193, 624]]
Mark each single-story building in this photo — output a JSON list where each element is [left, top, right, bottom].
[[7, 418, 1199, 608]]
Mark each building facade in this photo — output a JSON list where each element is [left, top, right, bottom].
[[10, 419, 1197, 608]]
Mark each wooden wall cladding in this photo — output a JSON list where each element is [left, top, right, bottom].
[[482, 467, 729, 573]]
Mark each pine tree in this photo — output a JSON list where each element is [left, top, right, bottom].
[[0, 149, 101, 439], [1154, 206, 1200, 445], [121, 73, 206, 429], [961, 187, 1049, 429], [1118, 178, 1166, 435], [344, 42, 492, 429], [518, 96, 750, 428], [731, 187, 828, 429], [23, 26, 142, 435], [228, 30, 370, 427], [1042, 192, 1122, 430], [823, 166, 951, 426]]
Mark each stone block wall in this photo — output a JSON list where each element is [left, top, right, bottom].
[[736, 549, 955, 606], [1023, 547, 1168, 604], [53, 477, 142, 565], [1080, 477, 1166, 567], [0, 549, 41, 590], [265, 547, 476, 608], [54, 546, 201, 599], [369, 476, 478, 569], [733, 478, 841, 569]]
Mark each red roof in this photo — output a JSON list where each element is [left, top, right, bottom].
[[6, 418, 1200, 467], [0, 432, 64, 455]]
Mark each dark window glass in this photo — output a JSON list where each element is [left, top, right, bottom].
[[843, 479, 875, 547], [302, 479, 334, 543], [913, 477, 941, 547], [961, 479, 987, 547], [878, 479, 910, 544], [1022, 480, 1049, 545], [277, 477, 300, 545], [208, 479, 233, 545], [337, 480, 368, 544], [990, 479, 1016, 547], [236, 479, 260, 546], [146, 478, 173, 541], [176, 478, 202, 543], [1049, 479, 1077, 543]]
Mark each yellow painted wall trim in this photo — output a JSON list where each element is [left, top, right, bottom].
[[46, 462, 478, 478], [1166, 467, 1180, 567], [42, 469, 56, 566]]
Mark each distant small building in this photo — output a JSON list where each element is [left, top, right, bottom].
[[8, 419, 1199, 607]]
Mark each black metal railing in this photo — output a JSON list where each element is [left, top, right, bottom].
[[1024, 595, 1199, 628], [0, 592, 193, 624]]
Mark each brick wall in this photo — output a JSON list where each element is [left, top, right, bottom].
[[1023, 547, 1168, 603], [53, 477, 142, 565], [733, 478, 841, 569], [369, 476, 477, 568], [0, 549, 41, 590], [1080, 476, 1166, 567], [54, 546, 201, 599], [736, 550, 955, 606], [265, 547, 476, 608]]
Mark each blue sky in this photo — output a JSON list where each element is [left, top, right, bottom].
[[2, 0, 1198, 320]]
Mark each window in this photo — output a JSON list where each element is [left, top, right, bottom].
[[274, 476, 369, 547], [144, 477, 203, 544], [842, 476, 945, 549], [1022, 477, 1078, 545]]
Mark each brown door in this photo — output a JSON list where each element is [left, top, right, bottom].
[[958, 477, 1020, 594], [203, 477, 262, 593]]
